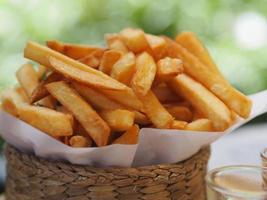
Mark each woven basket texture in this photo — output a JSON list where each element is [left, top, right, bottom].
[[5, 144, 210, 200]]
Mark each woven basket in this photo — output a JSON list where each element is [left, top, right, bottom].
[[5, 144, 210, 200]]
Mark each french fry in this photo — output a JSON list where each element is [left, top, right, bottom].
[[99, 50, 123, 74], [165, 105, 193, 122], [1, 89, 27, 116], [35, 95, 57, 109], [72, 82, 124, 110], [78, 49, 104, 68], [152, 83, 181, 103], [175, 32, 222, 76], [47, 40, 104, 60], [18, 104, 73, 136], [137, 90, 174, 129], [99, 109, 135, 132], [15, 87, 30, 102], [132, 52, 157, 96], [110, 52, 136, 86], [30, 71, 63, 103], [56, 105, 76, 129], [112, 124, 139, 145], [155, 57, 183, 84], [105, 33, 128, 53], [145, 34, 167, 60], [24, 41, 127, 91], [46, 81, 110, 146], [36, 65, 48, 80], [120, 28, 150, 53], [185, 118, 214, 132], [133, 111, 151, 125], [164, 37, 252, 118], [100, 88, 143, 111], [169, 74, 232, 131], [16, 63, 39, 98], [69, 135, 91, 147], [170, 120, 188, 129]]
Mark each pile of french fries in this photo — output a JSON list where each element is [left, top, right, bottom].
[[0, 28, 252, 147]]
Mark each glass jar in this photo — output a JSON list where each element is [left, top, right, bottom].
[[206, 165, 267, 200]]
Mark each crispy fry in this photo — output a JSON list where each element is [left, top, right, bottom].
[[78, 49, 104, 68], [56, 105, 76, 129], [100, 109, 135, 132], [35, 95, 57, 109], [169, 74, 232, 131], [72, 82, 124, 110], [170, 120, 188, 129], [30, 71, 63, 103], [112, 124, 139, 145], [105, 33, 128, 53], [185, 118, 214, 132], [99, 50, 123, 74], [69, 135, 92, 147], [100, 88, 143, 111], [16, 63, 39, 98], [137, 90, 174, 129], [18, 104, 73, 136], [152, 83, 181, 103], [111, 52, 136, 85], [36, 65, 48, 80], [145, 34, 167, 60], [164, 37, 252, 118], [132, 52, 157, 96], [175, 32, 222, 76], [133, 111, 151, 125], [24, 41, 127, 91], [46, 81, 110, 146], [165, 105, 193, 122], [120, 28, 150, 53], [47, 40, 104, 60]]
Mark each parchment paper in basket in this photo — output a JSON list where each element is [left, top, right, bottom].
[[0, 90, 267, 168]]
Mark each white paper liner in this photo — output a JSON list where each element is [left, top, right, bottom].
[[0, 90, 267, 168]]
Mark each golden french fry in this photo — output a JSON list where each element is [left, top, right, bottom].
[[1, 89, 27, 116], [145, 34, 167, 60], [99, 109, 135, 132], [112, 124, 139, 145], [72, 82, 124, 110], [175, 32, 222, 76], [36, 65, 48, 80], [110, 52, 136, 86], [185, 118, 214, 132], [100, 88, 143, 111], [16, 63, 39, 98], [105, 33, 128, 53], [120, 28, 150, 53], [170, 120, 188, 129], [69, 135, 92, 147], [18, 104, 73, 136], [169, 74, 232, 131], [30, 72, 63, 103], [133, 111, 151, 125], [24, 41, 127, 91], [155, 57, 183, 84], [132, 52, 157, 96], [56, 105, 76, 129], [164, 37, 252, 118], [152, 83, 181, 103], [46, 81, 110, 146], [78, 49, 104, 68], [137, 90, 174, 129], [165, 105, 193, 122], [35, 95, 57, 109], [47, 40, 104, 60], [99, 50, 123, 74], [15, 87, 30, 102]]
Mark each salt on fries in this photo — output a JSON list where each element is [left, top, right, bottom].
[[1, 28, 252, 147]]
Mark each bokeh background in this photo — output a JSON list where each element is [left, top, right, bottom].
[[1, 0, 267, 95]]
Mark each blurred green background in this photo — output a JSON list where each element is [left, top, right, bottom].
[[0, 0, 267, 94]]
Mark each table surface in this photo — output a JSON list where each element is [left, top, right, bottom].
[[1, 124, 266, 199]]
